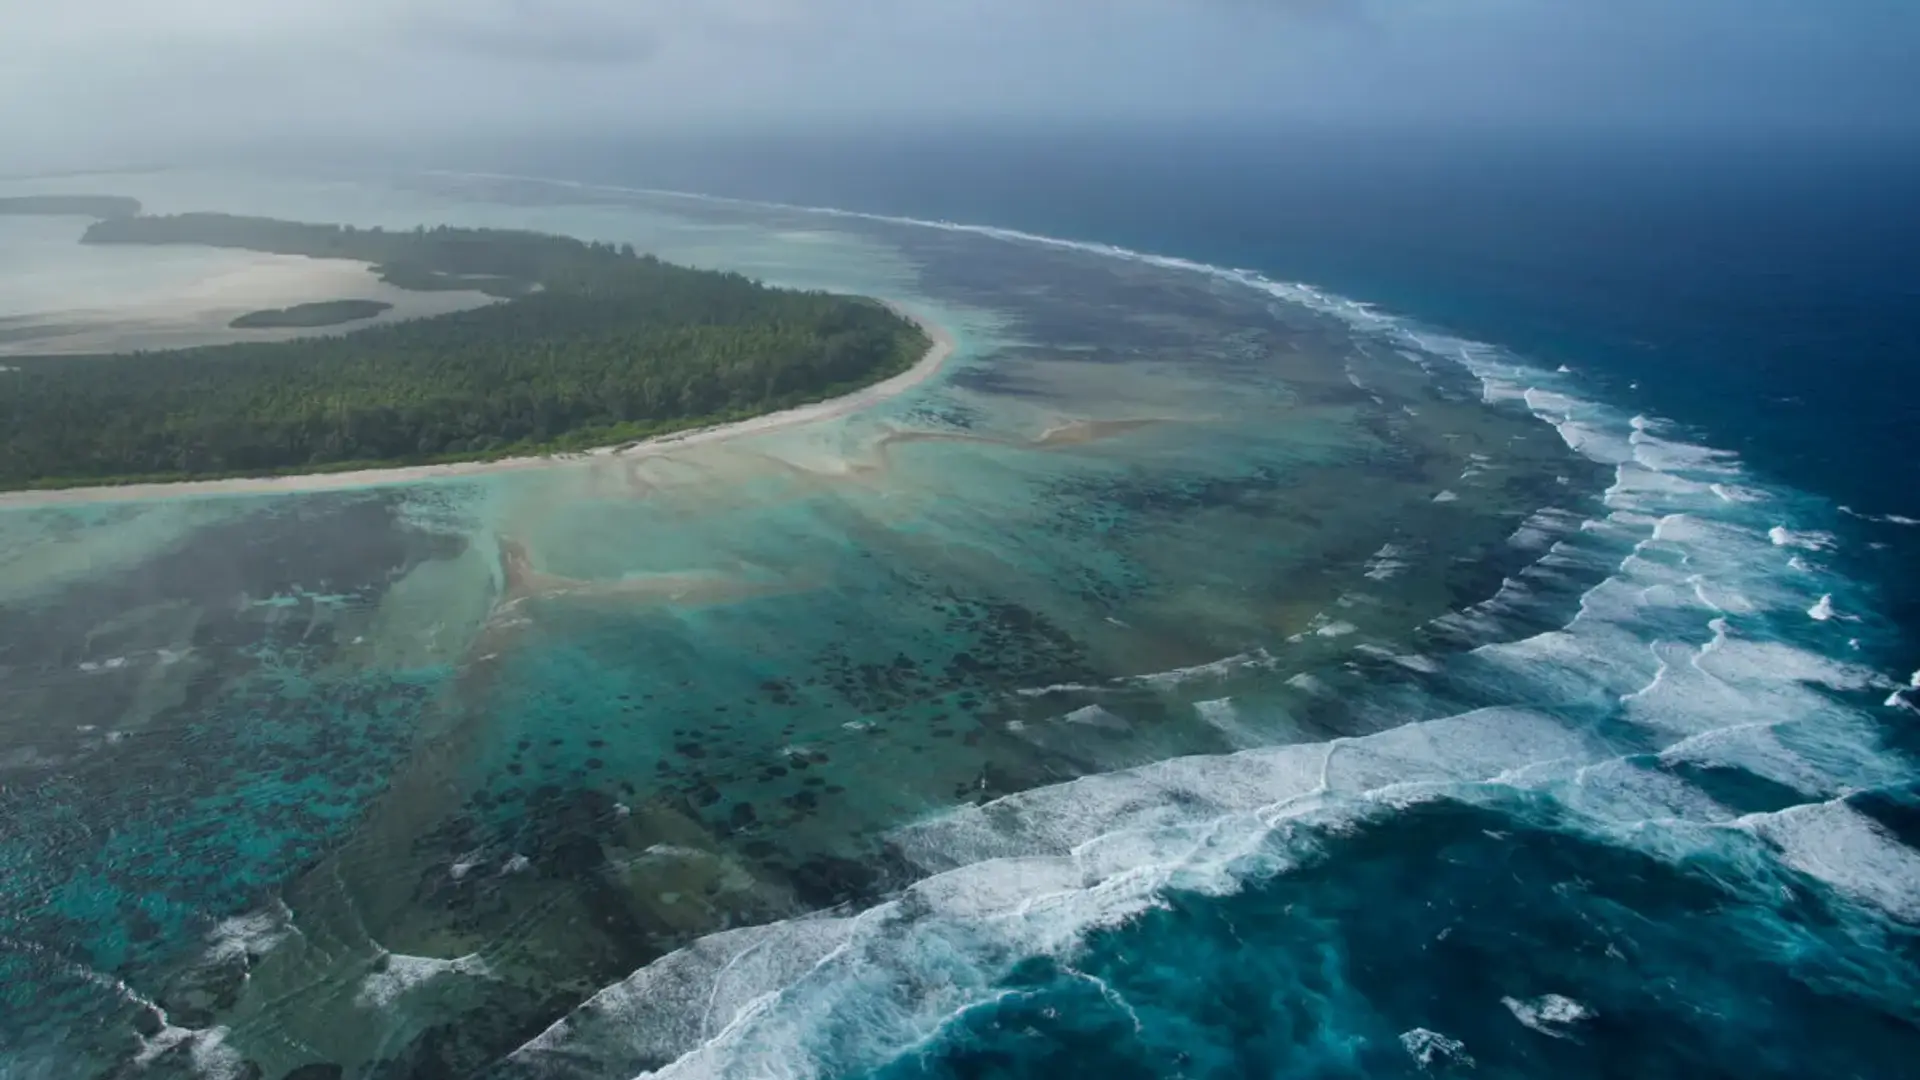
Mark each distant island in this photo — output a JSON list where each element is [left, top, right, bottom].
[[0, 211, 931, 490], [229, 299, 393, 329], [84, 213, 539, 298], [0, 194, 142, 218]]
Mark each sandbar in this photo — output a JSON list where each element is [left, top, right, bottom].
[[0, 252, 497, 356]]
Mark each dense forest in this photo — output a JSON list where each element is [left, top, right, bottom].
[[0, 214, 929, 489], [229, 299, 392, 329], [0, 194, 142, 218], [83, 214, 590, 297]]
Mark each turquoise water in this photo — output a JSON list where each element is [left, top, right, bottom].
[[0, 171, 1913, 1079]]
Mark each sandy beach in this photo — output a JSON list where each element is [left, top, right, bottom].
[[0, 303, 955, 507]]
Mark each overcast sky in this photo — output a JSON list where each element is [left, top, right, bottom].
[[4, 0, 1917, 168]]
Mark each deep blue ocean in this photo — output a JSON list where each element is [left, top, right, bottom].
[[475, 127, 1920, 1079]]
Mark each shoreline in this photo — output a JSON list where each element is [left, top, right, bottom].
[[0, 302, 955, 507]]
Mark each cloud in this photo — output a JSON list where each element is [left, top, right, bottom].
[[1199, 0, 1365, 17], [426, 15, 662, 66], [0, 0, 1914, 169], [395, 0, 823, 65]]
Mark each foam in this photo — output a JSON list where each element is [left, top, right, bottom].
[[136, 1023, 247, 1080], [1354, 643, 1443, 674], [1617, 627, 1890, 758], [1506, 507, 1584, 550], [1630, 427, 1739, 476], [1640, 516, 1804, 614], [1118, 648, 1278, 689], [1608, 466, 1716, 512], [1400, 1028, 1475, 1070], [1286, 673, 1330, 694], [1193, 698, 1265, 748], [506, 919, 858, 1076], [1429, 525, 1614, 645], [1808, 594, 1837, 621], [1364, 543, 1410, 581], [1695, 635, 1884, 693], [357, 950, 489, 1009], [8, 926, 257, 1080], [1841, 506, 1920, 527], [1428, 580, 1533, 643], [1740, 801, 1920, 923], [1544, 416, 1635, 467], [204, 905, 291, 964], [1690, 576, 1757, 615], [1062, 704, 1130, 731], [1501, 994, 1594, 1039], [1014, 682, 1106, 698], [1769, 526, 1836, 551], [1617, 638, 1747, 736], [1554, 757, 1734, 825], [1472, 621, 1657, 705], [1659, 717, 1892, 799]]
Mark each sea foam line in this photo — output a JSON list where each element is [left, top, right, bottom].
[[505, 681, 1908, 1080]]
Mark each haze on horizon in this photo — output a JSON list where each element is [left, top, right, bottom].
[[4, 0, 1918, 173]]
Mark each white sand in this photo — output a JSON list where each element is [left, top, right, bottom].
[[0, 252, 496, 356], [0, 303, 956, 507]]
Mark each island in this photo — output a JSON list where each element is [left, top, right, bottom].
[[0, 194, 143, 218], [0, 212, 931, 490], [229, 299, 394, 329], [83, 213, 543, 298]]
